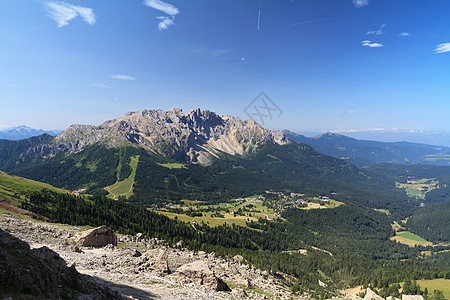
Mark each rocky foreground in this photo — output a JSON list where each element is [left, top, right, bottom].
[[0, 213, 296, 299], [0, 213, 429, 300]]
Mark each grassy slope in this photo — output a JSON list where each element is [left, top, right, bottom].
[[0, 171, 67, 201], [415, 279, 450, 299], [390, 231, 433, 247], [105, 155, 139, 199], [158, 199, 278, 228], [0, 170, 69, 216]]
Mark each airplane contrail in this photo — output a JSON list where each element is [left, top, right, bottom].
[[257, 0, 262, 31], [291, 17, 331, 26]]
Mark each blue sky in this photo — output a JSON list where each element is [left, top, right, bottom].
[[1, 0, 450, 140]]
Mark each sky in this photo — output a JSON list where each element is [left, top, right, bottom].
[[1, 0, 450, 142]]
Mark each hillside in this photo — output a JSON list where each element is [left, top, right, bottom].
[[0, 139, 417, 218], [284, 130, 450, 166], [406, 201, 450, 243], [0, 169, 448, 298]]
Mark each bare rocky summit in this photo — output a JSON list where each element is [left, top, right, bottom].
[[47, 108, 288, 165]]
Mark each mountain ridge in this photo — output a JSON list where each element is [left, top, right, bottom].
[[284, 130, 450, 166], [45, 108, 288, 165], [0, 125, 62, 140]]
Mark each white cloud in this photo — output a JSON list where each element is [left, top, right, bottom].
[[367, 24, 386, 35], [398, 32, 410, 37], [361, 40, 383, 48], [156, 16, 175, 30], [353, 0, 369, 8], [434, 43, 450, 54], [93, 82, 110, 88], [111, 75, 136, 80], [44, 1, 96, 27], [143, 0, 179, 30], [143, 0, 179, 16]]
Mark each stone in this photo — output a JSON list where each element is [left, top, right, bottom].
[[346, 294, 363, 300], [132, 249, 142, 257], [137, 249, 170, 274], [175, 240, 185, 248], [176, 260, 231, 291], [402, 296, 424, 300], [73, 225, 117, 248], [232, 254, 244, 263], [364, 288, 384, 300], [72, 245, 84, 253]]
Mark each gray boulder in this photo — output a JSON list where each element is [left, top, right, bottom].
[[176, 260, 230, 291], [364, 288, 384, 300], [402, 296, 424, 300], [137, 248, 170, 274], [73, 225, 117, 248], [345, 294, 363, 300]]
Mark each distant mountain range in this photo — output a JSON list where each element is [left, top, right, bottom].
[[0, 126, 62, 140], [284, 130, 450, 166], [0, 108, 414, 217]]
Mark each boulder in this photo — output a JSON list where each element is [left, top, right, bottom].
[[232, 254, 244, 263], [176, 260, 231, 291], [137, 248, 170, 274], [364, 288, 384, 300], [175, 240, 185, 248], [345, 294, 363, 300], [319, 280, 328, 287], [73, 225, 117, 248], [402, 296, 424, 300]]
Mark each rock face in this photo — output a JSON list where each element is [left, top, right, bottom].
[[364, 288, 384, 300], [73, 225, 117, 247], [0, 227, 117, 299], [47, 108, 289, 165], [176, 260, 231, 291]]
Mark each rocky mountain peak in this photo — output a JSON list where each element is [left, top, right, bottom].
[[50, 108, 289, 164]]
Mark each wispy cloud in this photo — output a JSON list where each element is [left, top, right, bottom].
[[143, 0, 179, 30], [367, 24, 386, 35], [143, 0, 179, 15], [361, 40, 383, 48], [398, 32, 410, 37], [209, 49, 227, 57], [434, 43, 450, 54], [111, 75, 136, 80], [156, 16, 175, 30], [291, 17, 331, 26], [44, 1, 96, 27], [353, 0, 369, 8], [93, 82, 110, 88]]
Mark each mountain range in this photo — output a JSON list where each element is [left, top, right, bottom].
[[0, 108, 415, 216], [0, 125, 62, 140], [284, 130, 450, 166]]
